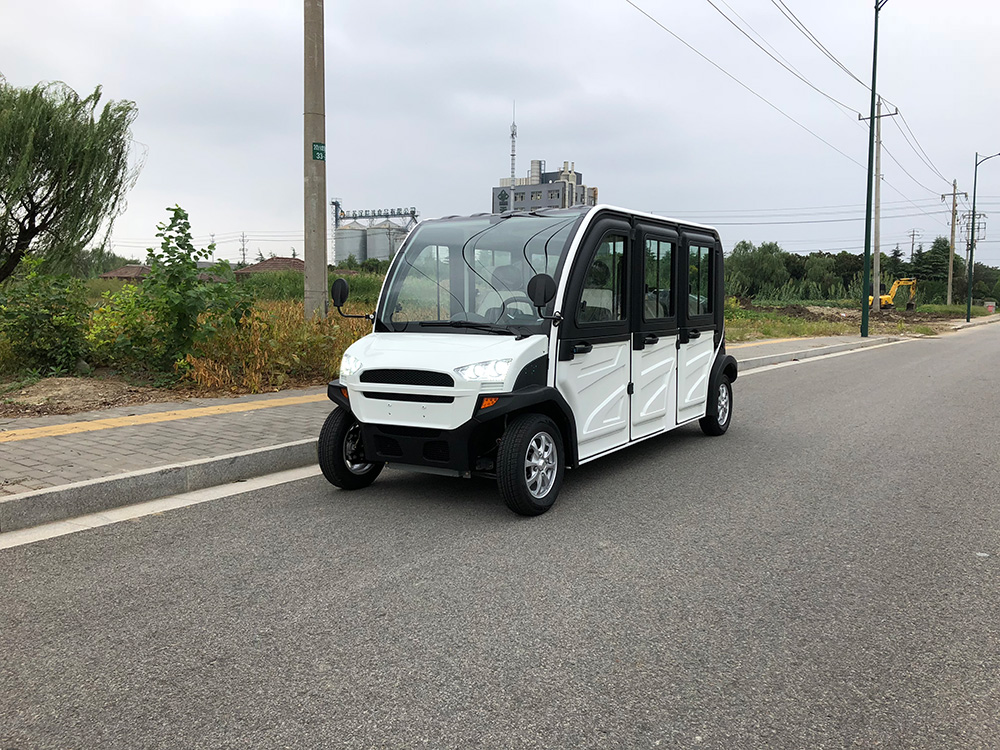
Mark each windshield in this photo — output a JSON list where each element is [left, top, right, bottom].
[[376, 211, 583, 334]]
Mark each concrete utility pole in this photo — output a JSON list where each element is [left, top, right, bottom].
[[859, 96, 898, 312], [860, 0, 890, 337], [872, 97, 882, 312], [941, 180, 967, 306], [303, 0, 328, 318]]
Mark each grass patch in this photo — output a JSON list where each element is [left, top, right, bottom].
[[725, 315, 855, 342], [84, 278, 129, 303], [915, 304, 990, 317]]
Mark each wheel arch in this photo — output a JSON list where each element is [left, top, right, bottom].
[[705, 353, 738, 417]]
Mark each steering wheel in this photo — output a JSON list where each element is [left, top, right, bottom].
[[498, 296, 537, 310]]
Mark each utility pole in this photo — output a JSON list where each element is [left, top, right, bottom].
[[303, 0, 328, 318], [860, 96, 898, 312], [908, 228, 922, 263], [239, 232, 248, 266], [941, 180, 967, 306], [860, 0, 890, 337], [873, 97, 882, 312], [967, 151, 1000, 321]]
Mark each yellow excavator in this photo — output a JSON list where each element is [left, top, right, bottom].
[[869, 278, 917, 310]]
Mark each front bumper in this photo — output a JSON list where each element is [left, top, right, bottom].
[[326, 381, 573, 474]]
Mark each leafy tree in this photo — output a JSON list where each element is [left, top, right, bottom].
[[886, 245, 906, 278], [912, 237, 950, 281], [0, 79, 140, 283], [804, 253, 837, 296], [783, 252, 807, 281], [832, 251, 863, 288], [725, 240, 789, 297]]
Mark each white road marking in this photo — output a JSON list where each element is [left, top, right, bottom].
[[739, 338, 916, 376], [0, 466, 322, 550]]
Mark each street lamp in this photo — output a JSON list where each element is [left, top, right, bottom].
[[861, 0, 889, 338], [966, 151, 1000, 322]]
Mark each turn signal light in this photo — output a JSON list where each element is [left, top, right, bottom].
[[341, 387, 349, 399], [480, 397, 499, 409]]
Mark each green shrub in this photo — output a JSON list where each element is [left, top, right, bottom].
[[86, 282, 165, 370], [86, 205, 252, 376], [0, 259, 90, 373], [241, 270, 304, 301]]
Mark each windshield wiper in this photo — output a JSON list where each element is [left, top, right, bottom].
[[419, 320, 516, 335]]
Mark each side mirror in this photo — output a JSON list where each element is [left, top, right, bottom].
[[527, 273, 556, 307], [331, 278, 350, 308], [526, 273, 562, 325]]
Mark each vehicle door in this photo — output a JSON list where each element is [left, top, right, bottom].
[[630, 226, 679, 440], [555, 218, 631, 461], [676, 234, 718, 424]]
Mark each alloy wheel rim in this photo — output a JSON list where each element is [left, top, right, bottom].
[[717, 383, 730, 425], [524, 431, 557, 499], [344, 422, 373, 474]]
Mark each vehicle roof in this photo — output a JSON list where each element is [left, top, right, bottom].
[[427, 205, 719, 235]]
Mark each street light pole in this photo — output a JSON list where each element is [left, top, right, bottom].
[[861, 0, 889, 338], [966, 151, 1000, 322]]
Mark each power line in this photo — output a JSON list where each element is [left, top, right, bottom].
[[623, 0, 866, 170], [703, 0, 860, 114], [769, 0, 868, 87]]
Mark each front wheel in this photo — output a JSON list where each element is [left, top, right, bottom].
[[699, 374, 732, 436], [497, 414, 565, 516], [318, 408, 384, 490]]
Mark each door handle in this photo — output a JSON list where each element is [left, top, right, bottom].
[[572, 342, 593, 355], [687, 329, 701, 339], [644, 333, 659, 345]]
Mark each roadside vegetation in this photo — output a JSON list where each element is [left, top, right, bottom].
[[2, 79, 998, 403]]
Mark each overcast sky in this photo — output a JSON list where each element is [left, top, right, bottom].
[[4, 0, 1000, 266]]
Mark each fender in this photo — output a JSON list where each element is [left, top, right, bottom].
[[705, 351, 738, 417]]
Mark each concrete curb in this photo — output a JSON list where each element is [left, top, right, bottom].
[[0, 439, 317, 533], [950, 313, 1000, 330], [737, 336, 897, 371]]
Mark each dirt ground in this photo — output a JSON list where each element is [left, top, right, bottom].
[[0, 377, 186, 418], [0, 306, 980, 419]]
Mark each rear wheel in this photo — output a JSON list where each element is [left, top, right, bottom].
[[497, 414, 565, 516], [699, 374, 732, 436], [318, 408, 384, 489]]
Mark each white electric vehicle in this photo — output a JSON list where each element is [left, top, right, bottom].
[[320, 205, 737, 515]]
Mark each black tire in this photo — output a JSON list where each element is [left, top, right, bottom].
[[699, 374, 733, 436], [497, 413, 565, 516], [318, 408, 384, 490]]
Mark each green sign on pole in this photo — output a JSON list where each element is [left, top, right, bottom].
[[312, 142, 325, 161]]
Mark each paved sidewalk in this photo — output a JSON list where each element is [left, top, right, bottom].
[[1, 317, 997, 533]]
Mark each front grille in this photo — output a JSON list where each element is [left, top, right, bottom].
[[361, 369, 454, 387], [423, 441, 450, 463], [362, 392, 454, 404]]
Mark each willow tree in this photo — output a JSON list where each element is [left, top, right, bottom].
[[0, 79, 140, 283]]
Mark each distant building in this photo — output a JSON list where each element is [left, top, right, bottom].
[[492, 160, 599, 214], [234, 257, 305, 276], [101, 264, 150, 281], [101, 263, 228, 283]]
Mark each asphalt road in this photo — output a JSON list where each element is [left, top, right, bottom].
[[2, 327, 999, 749]]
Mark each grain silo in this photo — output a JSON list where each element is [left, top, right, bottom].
[[335, 221, 368, 263]]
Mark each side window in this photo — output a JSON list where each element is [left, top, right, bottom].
[[688, 244, 713, 317], [578, 232, 626, 324], [643, 238, 673, 320]]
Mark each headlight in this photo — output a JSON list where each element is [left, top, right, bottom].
[[339, 353, 362, 378], [455, 359, 511, 382]]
